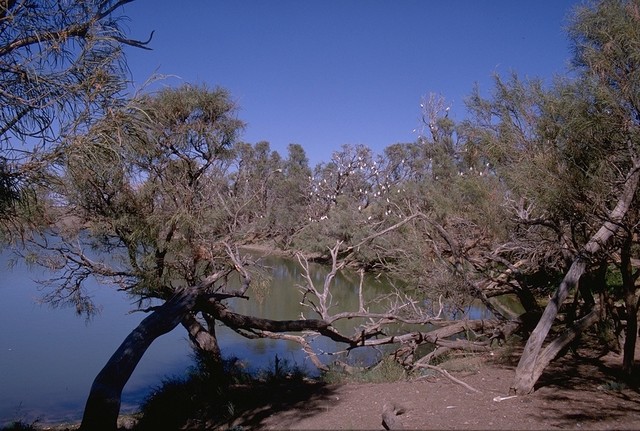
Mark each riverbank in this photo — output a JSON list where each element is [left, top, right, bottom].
[[9, 339, 640, 430], [250, 348, 640, 430]]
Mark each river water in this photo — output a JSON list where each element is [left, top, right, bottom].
[[0, 251, 395, 425]]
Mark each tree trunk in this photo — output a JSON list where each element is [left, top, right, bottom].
[[511, 259, 588, 394], [182, 312, 224, 375], [182, 313, 221, 358], [531, 306, 600, 374], [80, 287, 199, 431], [622, 296, 638, 374], [511, 166, 640, 395], [621, 235, 639, 374], [515, 284, 542, 314]]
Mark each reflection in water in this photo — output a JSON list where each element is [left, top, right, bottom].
[[0, 251, 394, 424], [0, 254, 193, 424], [223, 254, 400, 373], [0, 250, 488, 425]]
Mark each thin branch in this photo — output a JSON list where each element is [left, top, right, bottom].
[[259, 330, 329, 371], [414, 363, 482, 393]]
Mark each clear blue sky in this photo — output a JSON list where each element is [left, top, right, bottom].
[[122, 1, 580, 166]]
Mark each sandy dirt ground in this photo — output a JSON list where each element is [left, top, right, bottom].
[[33, 341, 640, 430], [224, 349, 640, 431]]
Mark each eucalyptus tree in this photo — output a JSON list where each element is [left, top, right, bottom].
[[0, 0, 148, 236], [48, 86, 339, 429], [459, 0, 640, 394], [510, 0, 640, 392], [243, 140, 282, 221], [41, 84, 242, 315], [357, 0, 640, 396], [228, 140, 284, 237], [570, 1, 640, 377], [33, 85, 468, 430], [382, 141, 430, 183], [34, 84, 247, 427], [369, 96, 520, 322], [267, 143, 313, 247], [293, 143, 405, 262]]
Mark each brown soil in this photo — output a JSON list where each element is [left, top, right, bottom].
[[222, 347, 640, 431], [36, 341, 640, 431]]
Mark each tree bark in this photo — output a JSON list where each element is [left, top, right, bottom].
[[79, 287, 199, 431], [623, 296, 639, 374], [182, 312, 224, 374], [204, 299, 330, 332], [79, 287, 336, 430], [511, 166, 640, 394], [621, 236, 639, 374], [531, 306, 600, 376]]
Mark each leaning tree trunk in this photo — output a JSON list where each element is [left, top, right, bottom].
[[79, 285, 332, 430], [80, 287, 199, 431], [511, 166, 640, 395], [529, 305, 601, 375]]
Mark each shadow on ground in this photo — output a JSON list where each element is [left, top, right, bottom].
[[223, 380, 337, 429], [132, 376, 337, 430], [530, 344, 640, 429]]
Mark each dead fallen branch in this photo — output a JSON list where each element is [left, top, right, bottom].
[[414, 363, 482, 394]]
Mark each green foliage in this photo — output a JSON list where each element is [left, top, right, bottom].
[[136, 377, 203, 430], [597, 379, 628, 392], [258, 355, 307, 383], [605, 265, 624, 290], [0, 0, 147, 241], [136, 355, 250, 430], [0, 160, 20, 215], [17, 3, 640, 417], [571, 0, 640, 104], [322, 356, 408, 384], [595, 319, 621, 353], [40, 84, 246, 308]]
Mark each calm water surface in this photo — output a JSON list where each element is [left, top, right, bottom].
[[0, 251, 394, 425]]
